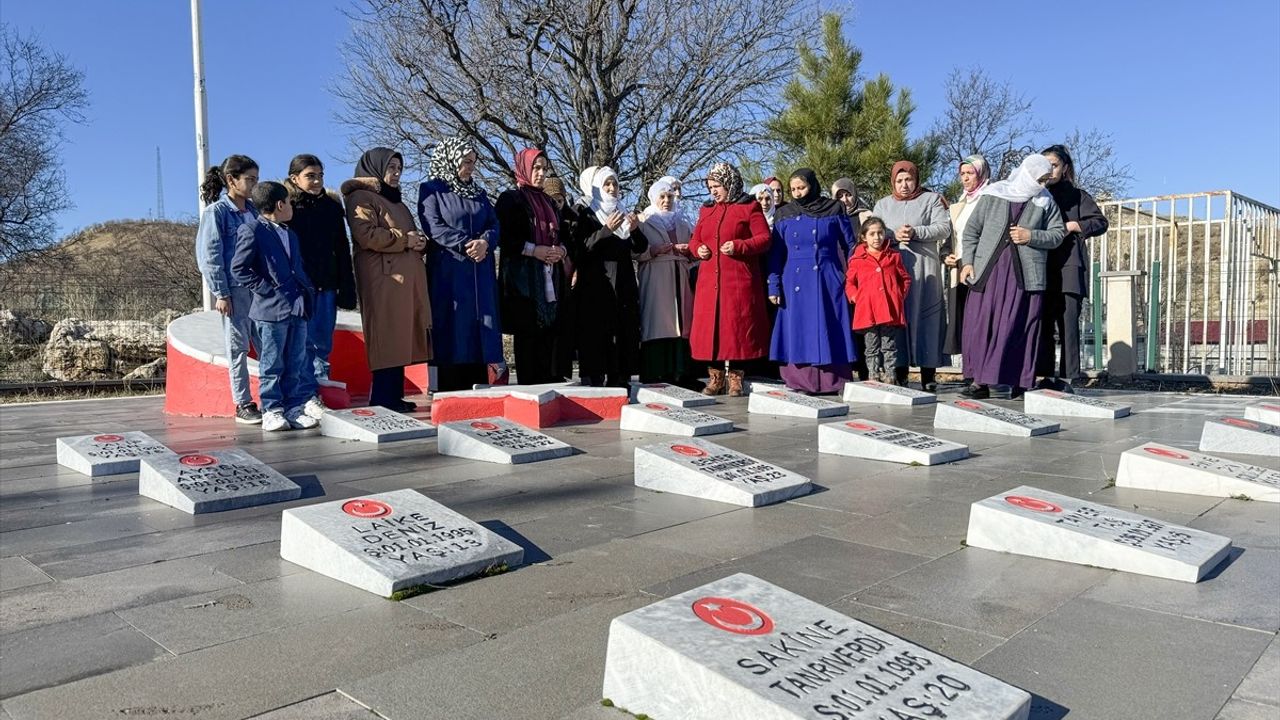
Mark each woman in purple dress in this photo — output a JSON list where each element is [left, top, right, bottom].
[[958, 155, 1065, 398]]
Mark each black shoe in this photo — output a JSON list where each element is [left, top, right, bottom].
[[959, 384, 990, 399], [394, 400, 417, 413], [1034, 377, 1057, 390], [1009, 386, 1026, 400], [235, 402, 263, 425], [922, 382, 938, 393], [1059, 382, 1076, 395]]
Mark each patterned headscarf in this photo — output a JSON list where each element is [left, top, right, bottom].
[[428, 137, 483, 199], [960, 153, 992, 202], [706, 162, 744, 203]]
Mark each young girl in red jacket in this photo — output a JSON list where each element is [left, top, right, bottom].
[[845, 217, 912, 384]]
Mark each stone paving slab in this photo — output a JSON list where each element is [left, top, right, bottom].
[[973, 597, 1273, 720], [0, 611, 171, 700]]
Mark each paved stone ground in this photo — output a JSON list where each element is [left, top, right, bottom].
[[1, 388, 1277, 720]]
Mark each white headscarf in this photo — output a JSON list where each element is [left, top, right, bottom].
[[640, 175, 691, 235], [577, 165, 632, 238], [979, 154, 1053, 209], [749, 183, 777, 225]]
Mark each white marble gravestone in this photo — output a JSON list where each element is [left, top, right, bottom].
[[748, 389, 848, 419], [841, 380, 937, 406], [279, 488, 523, 597], [603, 572, 1032, 720], [966, 485, 1232, 582], [818, 419, 969, 465], [1243, 402, 1280, 427], [934, 399, 1059, 437], [55, 431, 174, 477], [633, 382, 717, 408], [620, 402, 735, 437], [1117, 443, 1279, 503], [319, 406, 437, 443], [1198, 416, 1280, 457], [633, 439, 810, 507], [1023, 389, 1131, 419], [436, 417, 573, 464], [138, 449, 302, 514]]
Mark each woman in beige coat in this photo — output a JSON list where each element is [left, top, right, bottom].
[[341, 147, 431, 411]]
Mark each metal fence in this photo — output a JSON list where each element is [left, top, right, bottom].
[[1086, 190, 1280, 377]]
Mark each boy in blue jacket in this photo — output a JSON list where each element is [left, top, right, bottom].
[[231, 181, 321, 431]]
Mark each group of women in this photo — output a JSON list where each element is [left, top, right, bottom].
[[260, 140, 1107, 410]]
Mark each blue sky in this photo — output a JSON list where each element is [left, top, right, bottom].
[[5, 0, 1278, 235]]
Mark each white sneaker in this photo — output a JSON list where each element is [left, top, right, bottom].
[[286, 408, 319, 429], [262, 411, 290, 432], [302, 395, 328, 419]]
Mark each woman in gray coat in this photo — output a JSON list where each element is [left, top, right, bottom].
[[958, 154, 1065, 398], [873, 161, 951, 391]]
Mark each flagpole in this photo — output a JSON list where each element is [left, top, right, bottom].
[[191, 0, 213, 310]]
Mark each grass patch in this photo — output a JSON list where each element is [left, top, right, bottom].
[[1230, 494, 1254, 502]]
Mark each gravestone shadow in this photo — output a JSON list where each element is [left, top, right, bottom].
[[1200, 545, 1245, 581], [1029, 694, 1070, 719], [287, 473, 325, 499], [480, 519, 551, 565]]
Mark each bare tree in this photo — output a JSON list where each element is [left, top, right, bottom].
[[0, 24, 87, 262], [334, 0, 808, 201], [930, 67, 1048, 183], [1059, 126, 1133, 200]]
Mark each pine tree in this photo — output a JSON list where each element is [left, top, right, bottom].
[[765, 13, 938, 203]]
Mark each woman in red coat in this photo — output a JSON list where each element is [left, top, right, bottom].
[[688, 162, 773, 396]]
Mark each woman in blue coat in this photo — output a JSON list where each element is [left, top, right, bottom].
[[418, 137, 502, 392], [766, 168, 857, 394]]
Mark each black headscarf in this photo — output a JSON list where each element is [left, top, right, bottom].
[[775, 168, 843, 221], [354, 147, 403, 204]]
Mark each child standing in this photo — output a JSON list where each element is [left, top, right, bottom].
[[845, 217, 912, 384], [231, 182, 320, 431], [195, 155, 261, 423]]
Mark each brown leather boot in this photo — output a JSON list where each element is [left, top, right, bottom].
[[727, 368, 745, 397], [703, 366, 726, 396]]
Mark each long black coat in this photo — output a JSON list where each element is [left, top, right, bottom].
[[495, 189, 569, 336], [1046, 182, 1109, 297], [562, 205, 646, 380], [288, 188, 355, 307]]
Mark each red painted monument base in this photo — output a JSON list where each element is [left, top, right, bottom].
[[164, 311, 428, 418], [429, 384, 628, 428]]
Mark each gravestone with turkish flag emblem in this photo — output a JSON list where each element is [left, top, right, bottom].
[[437, 417, 573, 464], [56, 431, 174, 477], [633, 438, 810, 507], [748, 388, 849, 419], [1198, 416, 1280, 456], [818, 419, 969, 465], [1022, 389, 1131, 419], [633, 382, 718, 408], [319, 406, 436, 443], [619, 402, 734, 437], [138, 448, 302, 514], [602, 572, 1033, 719], [1244, 401, 1280, 426], [841, 380, 937, 406], [966, 485, 1232, 582], [1117, 443, 1279, 502], [279, 488, 522, 597], [934, 399, 1059, 437]]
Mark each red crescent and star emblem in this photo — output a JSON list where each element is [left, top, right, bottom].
[[1222, 417, 1258, 430], [470, 421, 499, 431], [671, 444, 707, 457], [1005, 495, 1062, 513], [767, 390, 787, 398], [352, 408, 377, 417], [1261, 404, 1280, 412], [692, 597, 774, 635], [845, 421, 877, 432], [179, 454, 218, 467], [956, 400, 982, 410], [1144, 446, 1189, 460], [645, 403, 670, 411], [342, 499, 393, 518], [93, 434, 124, 443]]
